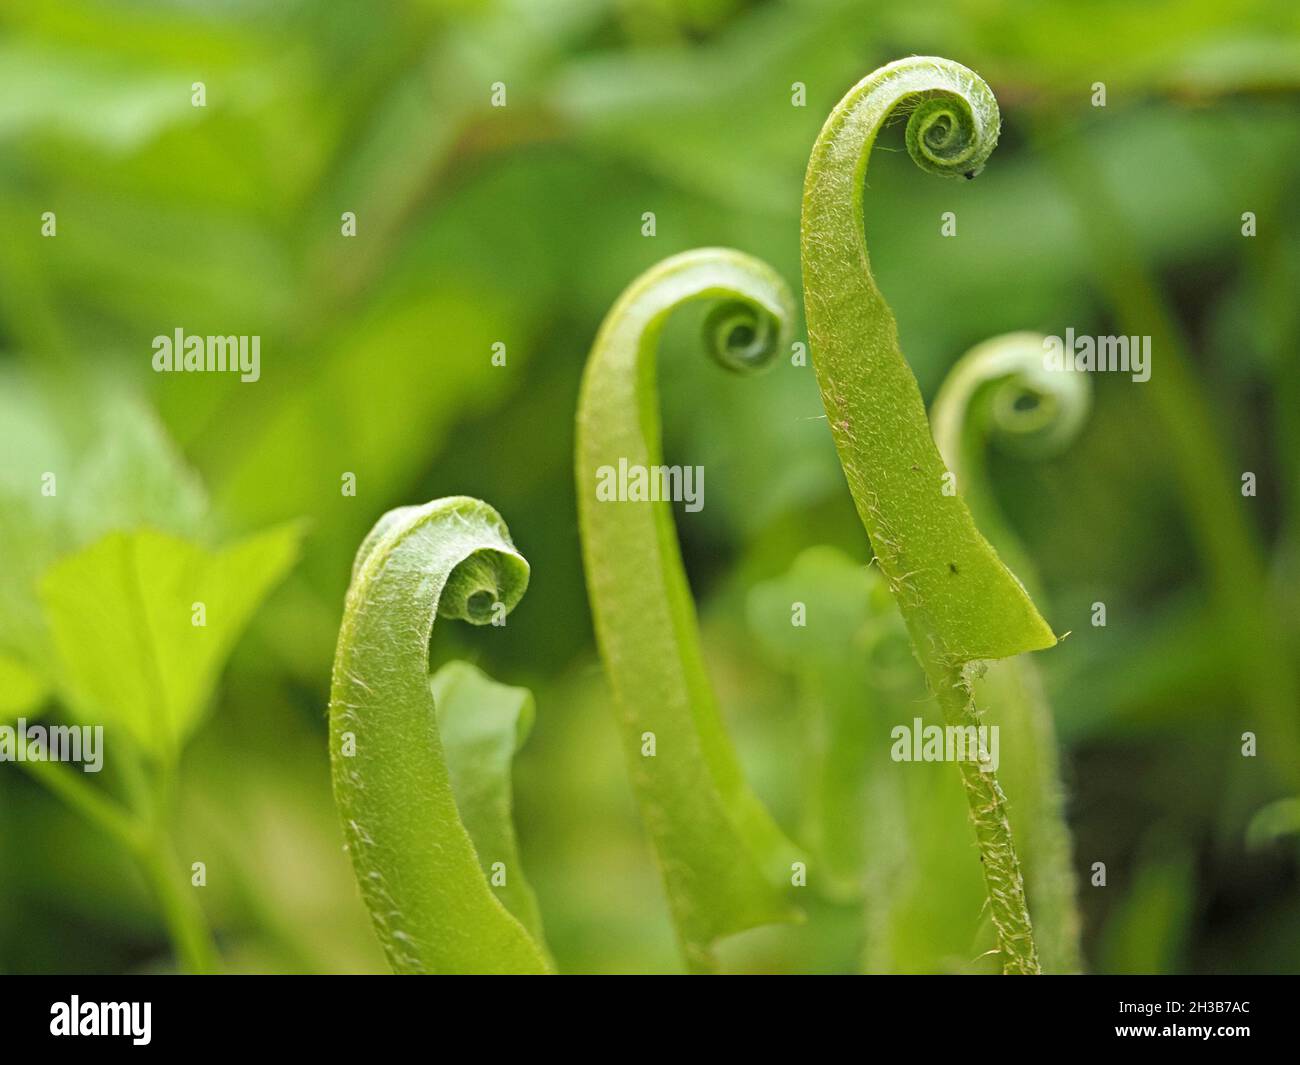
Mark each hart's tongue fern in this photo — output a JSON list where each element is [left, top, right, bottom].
[[801, 57, 1057, 973]]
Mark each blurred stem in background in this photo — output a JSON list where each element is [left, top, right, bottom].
[[1253, 184, 1300, 628], [1040, 117, 1300, 798], [19, 744, 219, 974]]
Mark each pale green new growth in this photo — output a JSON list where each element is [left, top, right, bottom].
[[329, 496, 550, 974], [932, 332, 1091, 973], [932, 332, 1091, 577], [801, 57, 1053, 973], [576, 249, 802, 973], [41, 525, 302, 760]]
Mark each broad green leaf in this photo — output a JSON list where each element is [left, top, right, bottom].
[[38, 524, 301, 759], [575, 248, 802, 972], [0, 372, 206, 680], [431, 660, 547, 952], [330, 496, 550, 974], [0, 653, 48, 721]]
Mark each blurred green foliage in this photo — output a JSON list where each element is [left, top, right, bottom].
[[1, 0, 1298, 973]]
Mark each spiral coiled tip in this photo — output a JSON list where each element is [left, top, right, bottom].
[[704, 300, 782, 374], [438, 548, 529, 625], [988, 347, 1090, 459], [934, 332, 1092, 467], [900, 66, 1000, 179]]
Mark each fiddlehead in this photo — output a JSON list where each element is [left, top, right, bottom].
[[802, 57, 1051, 974], [932, 331, 1092, 587], [329, 496, 550, 974], [933, 333, 1091, 973], [575, 248, 801, 972], [932, 333, 1090, 463]]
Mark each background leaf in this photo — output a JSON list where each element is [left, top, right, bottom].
[[0, 654, 48, 722], [0, 371, 206, 681], [39, 524, 301, 758]]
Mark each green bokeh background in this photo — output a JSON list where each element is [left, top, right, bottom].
[[1, 0, 1298, 973]]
